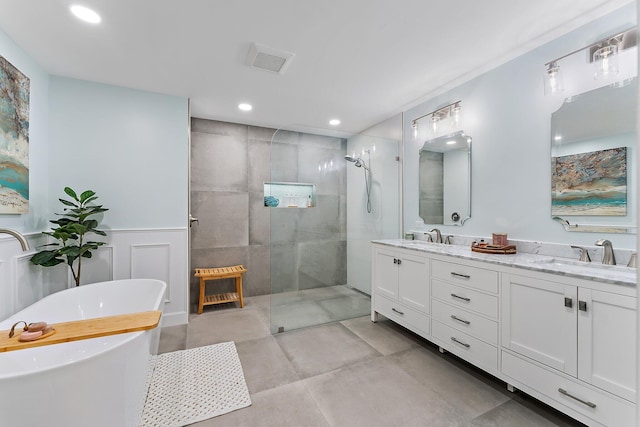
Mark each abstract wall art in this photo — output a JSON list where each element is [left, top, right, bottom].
[[552, 147, 627, 216], [0, 54, 29, 213]]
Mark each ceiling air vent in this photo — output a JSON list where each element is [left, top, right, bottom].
[[246, 43, 295, 74]]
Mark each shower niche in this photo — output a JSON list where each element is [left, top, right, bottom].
[[264, 181, 316, 208]]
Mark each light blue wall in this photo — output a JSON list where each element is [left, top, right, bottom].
[[404, 3, 637, 249], [0, 28, 189, 232], [48, 77, 189, 229], [0, 29, 49, 233]]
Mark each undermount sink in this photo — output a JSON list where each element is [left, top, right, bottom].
[[531, 258, 635, 273]]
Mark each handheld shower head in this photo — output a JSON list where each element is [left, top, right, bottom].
[[344, 155, 367, 169]]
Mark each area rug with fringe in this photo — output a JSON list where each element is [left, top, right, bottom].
[[141, 341, 252, 427]]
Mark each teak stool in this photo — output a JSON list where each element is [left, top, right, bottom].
[[195, 265, 247, 314]]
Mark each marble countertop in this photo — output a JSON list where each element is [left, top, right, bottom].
[[373, 239, 637, 287]]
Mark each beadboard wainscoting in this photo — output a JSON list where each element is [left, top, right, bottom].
[[0, 228, 189, 327]]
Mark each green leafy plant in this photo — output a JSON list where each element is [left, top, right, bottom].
[[31, 187, 109, 286]]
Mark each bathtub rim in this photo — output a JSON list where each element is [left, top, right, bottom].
[[0, 278, 166, 380]]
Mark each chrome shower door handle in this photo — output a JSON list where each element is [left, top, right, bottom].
[[189, 214, 199, 227]]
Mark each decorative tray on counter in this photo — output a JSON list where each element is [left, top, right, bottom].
[[471, 242, 516, 254]]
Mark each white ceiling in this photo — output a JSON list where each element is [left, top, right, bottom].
[[0, 0, 633, 136]]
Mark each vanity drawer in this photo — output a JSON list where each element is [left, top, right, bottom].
[[432, 259, 498, 293], [432, 320, 498, 372], [432, 299, 498, 345], [432, 279, 498, 319], [502, 351, 636, 427], [374, 295, 429, 337]]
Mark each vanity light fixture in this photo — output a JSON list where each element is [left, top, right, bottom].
[[430, 114, 439, 134], [544, 62, 563, 95], [411, 100, 463, 140], [449, 102, 462, 128], [593, 44, 618, 80], [543, 26, 635, 95]]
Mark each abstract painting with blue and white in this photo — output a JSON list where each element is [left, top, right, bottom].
[[552, 147, 627, 216], [0, 54, 29, 213]]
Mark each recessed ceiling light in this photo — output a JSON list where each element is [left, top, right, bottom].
[[238, 103, 252, 111], [70, 5, 101, 24], [329, 119, 340, 126]]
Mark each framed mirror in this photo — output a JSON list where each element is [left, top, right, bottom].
[[419, 131, 471, 226], [551, 77, 637, 233]]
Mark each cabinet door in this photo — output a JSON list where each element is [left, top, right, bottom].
[[398, 253, 429, 313], [502, 274, 577, 376], [578, 289, 636, 402], [373, 247, 399, 299]]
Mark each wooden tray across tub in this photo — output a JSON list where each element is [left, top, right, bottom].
[[0, 310, 162, 353]]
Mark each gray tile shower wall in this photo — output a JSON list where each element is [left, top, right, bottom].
[[189, 118, 347, 312]]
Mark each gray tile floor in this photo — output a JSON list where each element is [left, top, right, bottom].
[[158, 295, 585, 427], [270, 285, 372, 334]]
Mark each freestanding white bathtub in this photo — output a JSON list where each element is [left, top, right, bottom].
[[0, 278, 166, 427]]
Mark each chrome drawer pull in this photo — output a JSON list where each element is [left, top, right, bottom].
[[450, 272, 471, 279], [450, 293, 471, 302], [392, 307, 405, 316], [450, 337, 470, 348], [450, 315, 470, 325], [558, 388, 597, 408]]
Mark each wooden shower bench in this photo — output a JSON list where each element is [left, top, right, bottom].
[[195, 265, 247, 314]]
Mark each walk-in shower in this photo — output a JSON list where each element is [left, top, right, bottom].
[[267, 123, 401, 335], [345, 151, 372, 213]]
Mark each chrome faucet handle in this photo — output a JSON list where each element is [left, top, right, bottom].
[[444, 235, 452, 245], [570, 245, 591, 262], [627, 253, 637, 268]]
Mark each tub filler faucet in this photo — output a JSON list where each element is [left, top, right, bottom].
[[0, 228, 30, 251]]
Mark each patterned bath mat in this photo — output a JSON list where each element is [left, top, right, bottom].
[[141, 341, 252, 427]]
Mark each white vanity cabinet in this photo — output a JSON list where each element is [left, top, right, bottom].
[[501, 274, 578, 375], [370, 241, 637, 427], [372, 245, 430, 336], [501, 272, 636, 426], [430, 258, 500, 372], [577, 289, 636, 402]]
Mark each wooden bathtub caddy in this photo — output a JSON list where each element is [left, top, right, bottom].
[[0, 310, 162, 353]]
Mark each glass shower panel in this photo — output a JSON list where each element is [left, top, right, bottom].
[[346, 133, 401, 296], [269, 126, 400, 334]]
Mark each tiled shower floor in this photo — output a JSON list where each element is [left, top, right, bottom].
[[159, 295, 585, 427]]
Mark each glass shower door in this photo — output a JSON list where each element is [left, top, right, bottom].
[[268, 127, 400, 334]]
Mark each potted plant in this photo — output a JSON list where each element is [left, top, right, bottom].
[[31, 187, 108, 286]]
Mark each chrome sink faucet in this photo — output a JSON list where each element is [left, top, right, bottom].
[[595, 239, 616, 265], [429, 228, 442, 243], [570, 245, 591, 262]]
